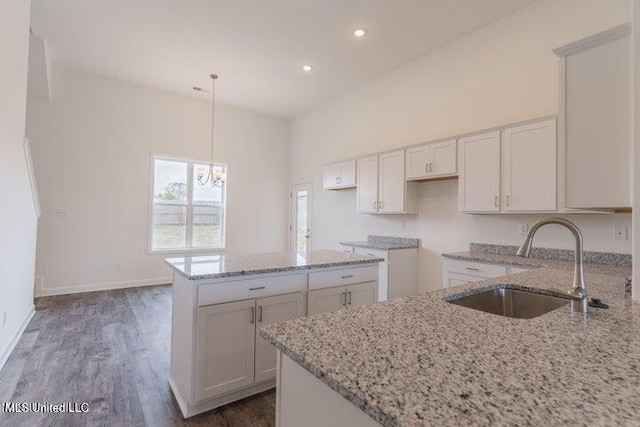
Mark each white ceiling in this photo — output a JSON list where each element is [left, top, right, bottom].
[[31, 0, 537, 118]]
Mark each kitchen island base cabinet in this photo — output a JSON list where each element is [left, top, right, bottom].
[[307, 281, 377, 316], [277, 352, 379, 427]]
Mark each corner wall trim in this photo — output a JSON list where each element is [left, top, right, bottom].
[[35, 277, 172, 297], [0, 304, 36, 373]]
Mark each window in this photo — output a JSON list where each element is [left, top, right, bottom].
[[150, 156, 226, 252]]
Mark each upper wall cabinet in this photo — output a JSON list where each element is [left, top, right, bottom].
[[356, 150, 416, 214], [554, 24, 631, 209], [459, 118, 557, 213], [458, 131, 501, 212], [323, 160, 356, 190], [406, 139, 457, 181], [502, 119, 557, 212]]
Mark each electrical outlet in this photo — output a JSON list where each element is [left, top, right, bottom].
[[115, 263, 122, 271], [519, 223, 529, 236], [614, 225, 629, 242]]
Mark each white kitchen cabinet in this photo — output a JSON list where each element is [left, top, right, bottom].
[[459, 118, 557, 214], [443, 259, 530, 288], [254, 293, 306, 382], [502, 119, 557, 212], [350, 246, 418, 302], [458, 131, 501, 212], [323, 160, 356, 190], [308, 279, 378, 316], [555, 25, 631, 209], [356, 150, 416, 214], [406, 139, 457, 180], [195, 299, 256, 402]]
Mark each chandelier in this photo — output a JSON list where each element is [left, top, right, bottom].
[[196, 73, 226, 187]]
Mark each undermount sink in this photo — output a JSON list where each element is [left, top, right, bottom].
[[447, 286, 570, 319]]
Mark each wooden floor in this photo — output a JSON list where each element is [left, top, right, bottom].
[[0, 285, 276, 427]]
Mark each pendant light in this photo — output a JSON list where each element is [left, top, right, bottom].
[[196, 74, 225, 187]]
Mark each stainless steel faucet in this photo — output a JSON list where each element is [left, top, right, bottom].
[[517, 217, 588, 313]]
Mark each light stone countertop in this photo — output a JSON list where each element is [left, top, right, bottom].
[[260, 261, 638, 426], [165, 250, 383, 280], [341, 235, 419, 251]]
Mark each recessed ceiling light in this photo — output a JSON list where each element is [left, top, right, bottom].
[[301, 64, 313, 72], [353, 28, 366, 37]]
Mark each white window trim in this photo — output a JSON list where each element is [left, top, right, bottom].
[[147, 153, 227, 255]]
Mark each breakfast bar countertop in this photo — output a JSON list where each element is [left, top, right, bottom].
[[164, 249, 383, 281], [260, 260, 639, 426]]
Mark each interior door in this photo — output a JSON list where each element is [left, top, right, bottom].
[[255, 293, 306, 382], [290, 183, 312, 262]]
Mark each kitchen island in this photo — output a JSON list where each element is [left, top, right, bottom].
[[165, 250, 382, 418], [260, 258, 639, 426]]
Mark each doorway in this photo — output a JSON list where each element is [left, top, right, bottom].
[[290, 183, 312, 262]]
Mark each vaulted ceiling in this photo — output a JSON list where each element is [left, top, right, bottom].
[[31, 0, 537, 118]]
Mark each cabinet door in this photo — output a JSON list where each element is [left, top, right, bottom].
[[378, 150, 405, 213], [255, 293, 306, 382], [339, 161, 357, 187], [503, 120, 556, 211], [563, 33, 630, 208], [431, 139, 457, 177], [458, 132, 501, 212], [406, 145, 432, 180], [356, 156, 379, 213], [195, 300, 256, 402], [308, 287, 345, 316], [323, 165, 342, 190], [346, 281, 377, 308]]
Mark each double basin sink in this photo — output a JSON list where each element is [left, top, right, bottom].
[[447, 286, 570, 319]]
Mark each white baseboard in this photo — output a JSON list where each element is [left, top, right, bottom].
[[0, 304, 35, 373], [35, 277, 172, 297]]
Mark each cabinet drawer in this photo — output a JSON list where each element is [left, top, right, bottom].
[[198, 274, 307, 306], [445, 260, 507, 278], [308, 266, 378, 291]]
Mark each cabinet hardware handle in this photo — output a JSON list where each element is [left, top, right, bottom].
[[425, 163, 429, 173], [250, 307, 255, 324], [258, 306, 263, 323], [249, 286, 266, 291], [494, 196, 498, 207], [506, 195, 511, 207], [341, 291, 347, 306], [430, 163, 433, 173], [366, 253, 375, 256], [336, 177, 341, 184], [347, 291, 352, 305], [341, 275, 354, 279], [379, 201, 384, 209], [373, 201, 378, 210], [466, 267, 480, 271]]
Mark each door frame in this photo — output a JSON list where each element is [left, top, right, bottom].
[[289, 183, 312, 260]]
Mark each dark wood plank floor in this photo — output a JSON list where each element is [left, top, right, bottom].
[[0, 285, 275, 427]]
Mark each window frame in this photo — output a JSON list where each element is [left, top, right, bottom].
[[148, 153, 227, 254]]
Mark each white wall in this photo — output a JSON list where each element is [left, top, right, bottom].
[[0, 0, 38, 365], [27, 66, 290, 296], [290, 0, 633, 292]]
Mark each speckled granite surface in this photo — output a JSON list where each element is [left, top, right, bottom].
[[341, 235, 419, 251], [469, 242, 632, 266], [260, 264, 638, 426], [165, 250, 383, 280]]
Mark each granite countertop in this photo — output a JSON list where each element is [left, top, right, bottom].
[[165, 249, 383, 280], [340, 235, 419, 251], [260, 261, 639, 426]]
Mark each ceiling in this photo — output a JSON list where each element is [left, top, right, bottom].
[[31, 0, 537, 118]]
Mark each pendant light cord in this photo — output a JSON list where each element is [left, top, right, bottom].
[[210, 74, 218, 164]]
